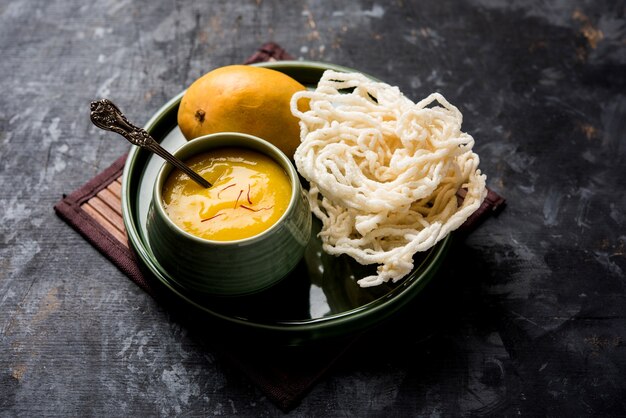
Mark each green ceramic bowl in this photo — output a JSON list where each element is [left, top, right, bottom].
[[146, 132, 312, 297]]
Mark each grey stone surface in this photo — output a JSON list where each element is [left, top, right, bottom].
[[1, 0, 625, 415]]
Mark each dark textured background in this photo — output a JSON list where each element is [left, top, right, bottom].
[[1, 0, 625, 416]]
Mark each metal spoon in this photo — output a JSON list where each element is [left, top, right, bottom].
[[89, 98, 211, 188]]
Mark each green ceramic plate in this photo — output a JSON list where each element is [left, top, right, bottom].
[[121, 61, 451, 345]]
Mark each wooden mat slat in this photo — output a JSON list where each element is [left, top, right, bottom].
[[107, 177, 122, 199], [84, 195, 125, 232], [82, 202, 128, 246], [96, 187, 123, 217]]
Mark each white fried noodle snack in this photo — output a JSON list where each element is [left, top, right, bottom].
[[291, 70, 487, 287]]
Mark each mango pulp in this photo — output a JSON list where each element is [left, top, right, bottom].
[[162, 148, 292, 241]]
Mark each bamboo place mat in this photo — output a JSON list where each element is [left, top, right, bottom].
[[54, 43, 506, 412]]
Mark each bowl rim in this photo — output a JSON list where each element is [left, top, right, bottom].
[[152, 132, 303, 246]]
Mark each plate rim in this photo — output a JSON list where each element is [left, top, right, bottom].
[[120, 60, 452, 337]]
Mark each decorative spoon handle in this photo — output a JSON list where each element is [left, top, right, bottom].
[[89, 99, 211, 188]]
